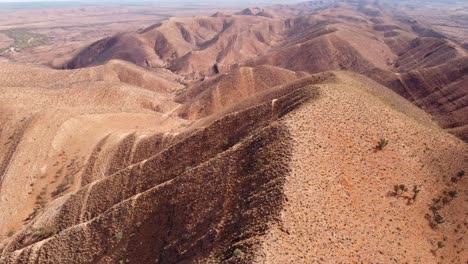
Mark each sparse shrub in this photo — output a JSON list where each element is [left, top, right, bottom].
[[115, 231, 123, 240], [39, 186, 47, 196], [437, 241, 445, 249], [7, 230, 14, 237], [428, 196, 447, 228], [39, 199, 47, 208], [434, 214, 445, 224], [448, 190, 458, 198], [412, 185, 421, 201], [56, 183, 66, 193], [392, 184, 408, 196], [32, 226, 56, 240], [391, 184, 420, 204], [431, 241, 446, 255], [221, 138, 231, 150], [431, 204, 441, 213], [34, 185, 49, 208], [451, 171, 465, 183], [442, 196, 450, 205], [400, 184, 408, 192], [233, 248, 244, 258], [376, 138, 388, 151], [52, 183, 68, 197]]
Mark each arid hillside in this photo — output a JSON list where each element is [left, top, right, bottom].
[[0, 3, 246, 66], [0, 64, 466, 263], [63, 1, 468, 141], [0, 61, 186, 239], [0, 0, 467, 263]]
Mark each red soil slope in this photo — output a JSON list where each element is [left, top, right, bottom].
[[0, 68, 466, 263], [0, 1, 466, 263]]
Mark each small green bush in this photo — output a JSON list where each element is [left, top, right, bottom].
[[448, 190, 458, 198], [437, 241, 445, 249], [376, 139, 389, 150], [32, 227, 56, 240], [115, 231, 123, 240], [233, 248, 244, 258], [393, 184, 408, 196], [434, 214, 444, 224]]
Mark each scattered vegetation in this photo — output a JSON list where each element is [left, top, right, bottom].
[[451, 170, 464, 183], [35, 185, 48, 208], [0, 29, 48, 53], [31, 226, 57, 240], [30, 158, 83, 219], [434, 214, 445, 224], [426, 188, 459, 229], [430, 241, 446, 256], [390, 184, 420, 204], [392, 184, 408, 196], [52, 182, 69, 197], [376, 138, 388, 151], [233, 248, 244, 259], [7, 230, 14, 237], [38, 198, 47, 208], [412, 185, 421, 201], [51, 155, 82, 197], [221, 138, 232, 151], [437, 241, 445, 249], [115, 231, 124, 240], [427, 198, 445, 228], [447, 190, 458, 199]]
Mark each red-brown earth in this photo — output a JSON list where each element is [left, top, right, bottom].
[[0, 1, 467, 263]]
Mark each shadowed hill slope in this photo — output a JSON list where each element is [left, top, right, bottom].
[[370, 57, 468, 140], [64, 15, 286, 79], [245, 3, 468, 139], [175, 65, 307, 120], [397, 58, 468, 139]]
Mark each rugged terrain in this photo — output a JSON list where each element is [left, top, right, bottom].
[[0, 3, 244, 67], [62, 1, 468, 140], [0, 0, 467, 263]]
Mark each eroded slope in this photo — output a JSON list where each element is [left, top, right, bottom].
[[62, 1, 468, 140], [0, 70, 466, 263]]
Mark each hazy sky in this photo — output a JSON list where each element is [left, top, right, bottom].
[[0, 0, 306, 2], [0, 0, 310, 9]]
